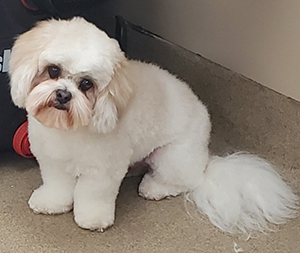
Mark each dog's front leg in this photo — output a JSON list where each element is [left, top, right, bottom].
[[73, 171, 123, 231], [28, 158, 76, 214]]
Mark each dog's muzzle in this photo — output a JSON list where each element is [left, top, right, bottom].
[[55, 89, 72, 110]]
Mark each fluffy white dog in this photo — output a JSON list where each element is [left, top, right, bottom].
[[9, 17, 298, 233]]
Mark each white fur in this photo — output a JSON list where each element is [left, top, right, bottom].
[[9, 17, 298, 233], [188, 153, 298, 233]]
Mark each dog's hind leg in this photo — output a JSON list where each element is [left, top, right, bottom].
[[139, 139, 209, 201]]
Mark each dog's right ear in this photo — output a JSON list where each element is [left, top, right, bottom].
[[9, 24, 45, 108]]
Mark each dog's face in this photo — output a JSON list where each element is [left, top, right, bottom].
[[9, 17, 132, 133]]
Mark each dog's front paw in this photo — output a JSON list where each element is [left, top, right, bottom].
[[74, 202, 115, 232], [28, 185, 73, 214]]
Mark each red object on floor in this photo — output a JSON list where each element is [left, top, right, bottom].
[[13, 121, 34, 158]]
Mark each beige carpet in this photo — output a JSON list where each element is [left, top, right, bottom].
[[0, 25, 299, 253]]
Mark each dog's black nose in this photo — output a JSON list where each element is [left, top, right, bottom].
[[56, 89, 72, 104]]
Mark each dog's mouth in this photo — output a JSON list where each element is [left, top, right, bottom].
[[47, 100, 70, 111], [54, 103, 68, 110]]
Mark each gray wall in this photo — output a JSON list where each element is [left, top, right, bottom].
[[101, 0, 300, 101]]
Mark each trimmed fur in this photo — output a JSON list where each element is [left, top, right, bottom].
[[9, 17, 298, 233]]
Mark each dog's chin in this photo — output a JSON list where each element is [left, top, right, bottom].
[[26, 87, 93, 130], [34, 106, 77, 130], [30, 103, 92, 130]]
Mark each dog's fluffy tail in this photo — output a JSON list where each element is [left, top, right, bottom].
[[188, 153, 299, 234]]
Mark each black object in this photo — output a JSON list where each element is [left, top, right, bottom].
[[115, 16, 128, 53], [0, 0, 38, 153], [22, 0, 102, 13]]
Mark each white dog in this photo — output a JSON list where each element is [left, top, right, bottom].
[[9, 17, 298, 234]]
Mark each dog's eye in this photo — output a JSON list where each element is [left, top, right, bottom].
[[79, 79, 94, 92], [48, 65, 61, 79]]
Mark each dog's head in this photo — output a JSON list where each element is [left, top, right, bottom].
[[9, 17, 132, 133]]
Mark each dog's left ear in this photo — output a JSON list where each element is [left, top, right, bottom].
[[89, 57, 133, 134]]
